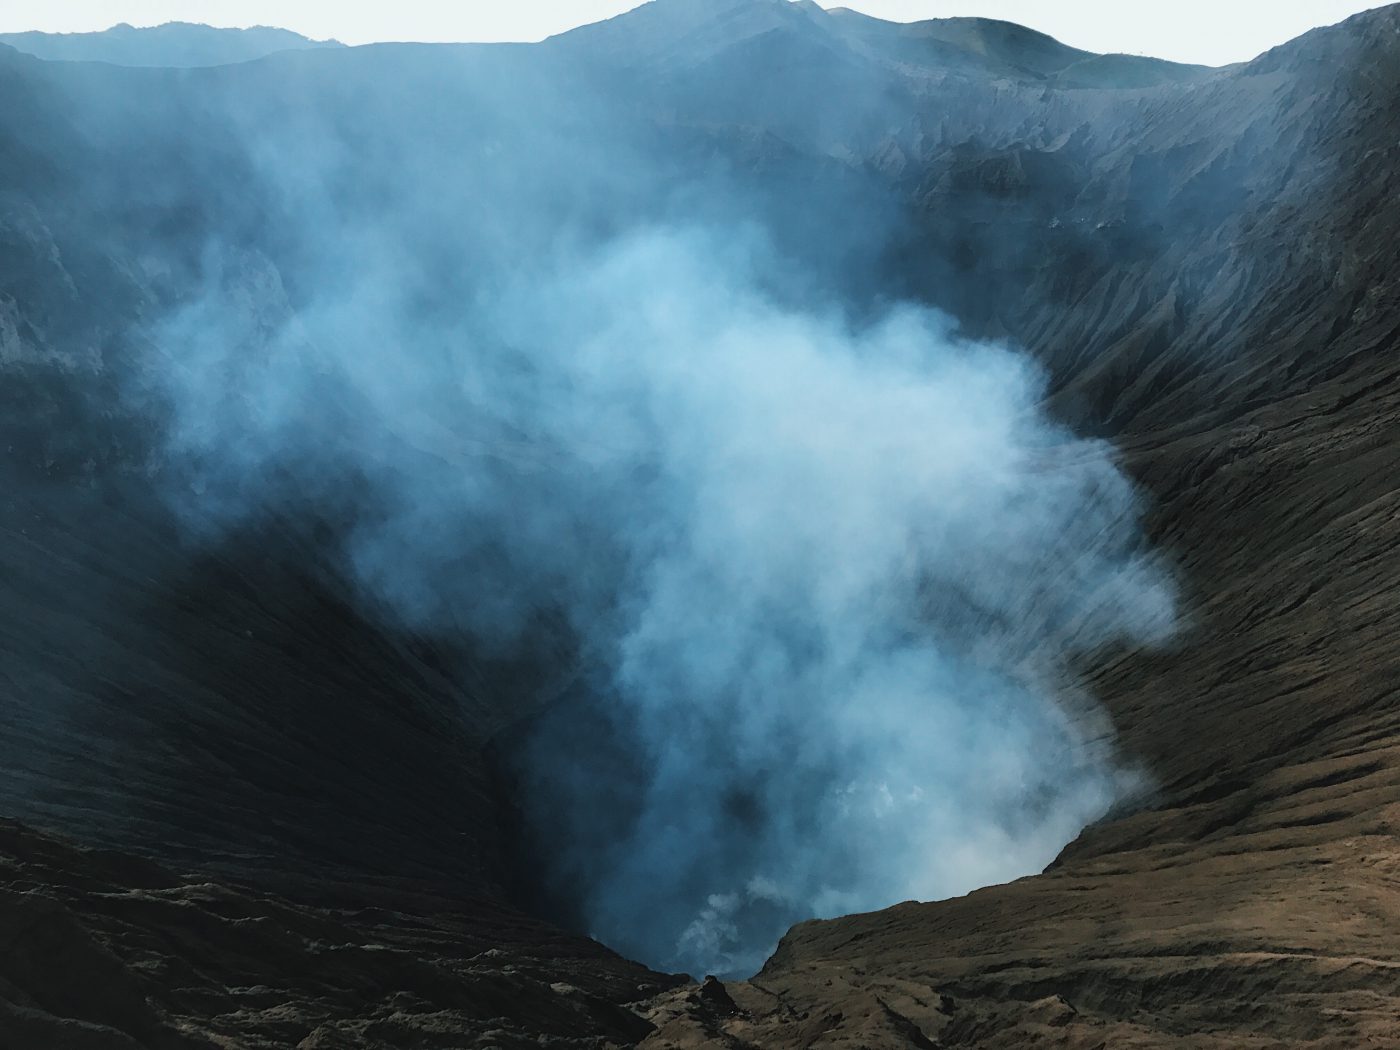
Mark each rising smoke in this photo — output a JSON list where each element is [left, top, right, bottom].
[[128, 27, 1175, 978]]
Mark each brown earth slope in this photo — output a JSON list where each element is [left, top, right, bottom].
[[638, 7, 1400, 1049]]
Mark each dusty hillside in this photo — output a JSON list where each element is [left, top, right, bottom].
[[1, 1, 1399, 1047], [639, 7, 1400, 1048]]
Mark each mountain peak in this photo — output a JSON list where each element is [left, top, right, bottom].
[[548, 0, 830, 68]]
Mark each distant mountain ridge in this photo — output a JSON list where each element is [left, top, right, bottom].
[[825, 8, 1219, 86], [552, 0, 1218, 89], [0, 21, 342, 68], [0, 3, 1213, 85]]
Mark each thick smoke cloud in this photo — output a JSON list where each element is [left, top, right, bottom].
[[148, 230, 1172, 976], [127, 33, 1175, 979]]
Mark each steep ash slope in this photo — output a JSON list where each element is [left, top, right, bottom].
[[647, 7, 1400, 1048], [0, 2, 1398, 1048]]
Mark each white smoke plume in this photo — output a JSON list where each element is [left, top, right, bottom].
[[147, 221, 1172, 977]]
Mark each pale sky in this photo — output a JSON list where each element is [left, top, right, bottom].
[[0, 1, 1388, 66]]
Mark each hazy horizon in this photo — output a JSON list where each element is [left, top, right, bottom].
[[0, 1, 1388, 67]]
